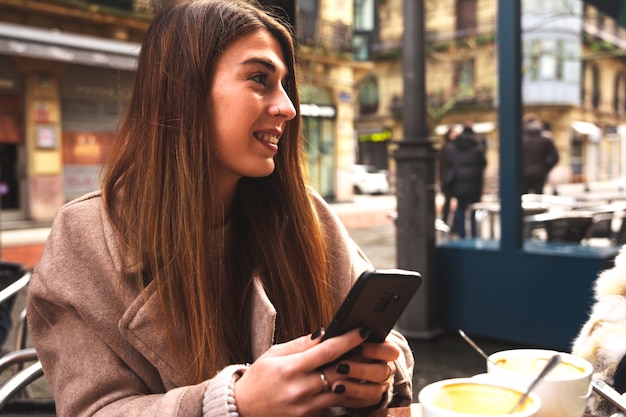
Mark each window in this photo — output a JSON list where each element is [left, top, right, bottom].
[[354, 0, 375, 31], [456, 0, 477, 37], [455, 59, 475, 91], [353, 34, 369, 61], [539, 39, 558, 80], [358, 75, 379, 115], [528, 40, 541, 80], [591, 64, 600, 109], [526, 38, 579, 82], [353, 0, 375, 60]]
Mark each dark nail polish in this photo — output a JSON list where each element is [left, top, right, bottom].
[[336, 363, 350, 374], [333, 384, 346, 394], [359, 327, 371, 339], [311, 327, 325, 340]]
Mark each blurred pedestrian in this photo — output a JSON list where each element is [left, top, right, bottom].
[[443, 122, 486, 238], [439, 126, 459, 225], [26, 1, 414, 416], [522, 113, 559, 194]]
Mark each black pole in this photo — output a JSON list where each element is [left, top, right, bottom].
[[497, 0, 523, 250], [394, 0, 440, 338]]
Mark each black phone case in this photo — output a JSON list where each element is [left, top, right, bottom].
[[321, 269, 422, 343]]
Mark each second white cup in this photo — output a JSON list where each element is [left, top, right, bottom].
[[487, 349, 593, 417]]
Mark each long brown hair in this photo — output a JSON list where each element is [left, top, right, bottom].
[[102, 0, 333, 383]]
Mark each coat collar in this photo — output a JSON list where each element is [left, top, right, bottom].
[[118, 275, 276, 388]]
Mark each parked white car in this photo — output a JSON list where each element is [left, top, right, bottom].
[[350, 164, 390, 195]]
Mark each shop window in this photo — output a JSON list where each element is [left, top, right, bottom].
[[0, 94, 23, 144], [358, 75, 379, 115]]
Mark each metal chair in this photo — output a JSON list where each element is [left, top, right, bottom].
[[583, 210, 626, 247], [524, 211, 595, 243], [0, 262, 54, 416]]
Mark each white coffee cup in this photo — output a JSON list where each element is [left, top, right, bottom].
[[487, 349, 593, 417], [418, 377, 541, 417]]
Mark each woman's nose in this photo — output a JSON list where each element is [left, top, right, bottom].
[[273, 89, 297, 120]]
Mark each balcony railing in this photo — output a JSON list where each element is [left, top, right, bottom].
[[372, 19, 496, 57], [296, 12, 353, 55]]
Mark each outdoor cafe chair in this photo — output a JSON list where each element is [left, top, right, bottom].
[[583, 210, 626, 247], [521, 193, 578, 211], [0, 262, 54, 416], [524, 211, 595, 243]]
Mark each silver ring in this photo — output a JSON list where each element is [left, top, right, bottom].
[[276, 106, 281, 116], [320, 372, 330, 393]]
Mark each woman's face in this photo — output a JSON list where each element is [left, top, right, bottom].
[[210, 29, 297, 189]]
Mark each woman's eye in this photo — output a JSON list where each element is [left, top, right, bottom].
[[250, 73, 268, 85]]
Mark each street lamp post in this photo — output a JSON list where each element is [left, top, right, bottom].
[[394, 0, 440, 338]]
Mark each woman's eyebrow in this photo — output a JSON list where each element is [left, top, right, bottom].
[[241, 57, 277, 72], [240, 57, 291, 81]]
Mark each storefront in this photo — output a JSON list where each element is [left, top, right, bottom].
[[0, 22, 139, 224], [0, 56, 25, 222], [299, 85, 337, 199], [60, 65, 134, 202], [570, 120, 602, 182], [356, 128, 391, 170]]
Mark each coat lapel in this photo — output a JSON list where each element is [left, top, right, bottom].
[[118, 275, 278, 388], [249, 275, 277, 359]]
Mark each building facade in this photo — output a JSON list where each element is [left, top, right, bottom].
[[354, 0, 626, 193], [0, 1, 145, 224], [0, 0, 365, 228]]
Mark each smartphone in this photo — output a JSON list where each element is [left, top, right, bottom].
[[592, 380, 626, 413], [320, 269, 422, 343]]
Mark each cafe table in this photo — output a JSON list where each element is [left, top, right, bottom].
[[364, 403, 420, 416], [362, 404, 601, 416]]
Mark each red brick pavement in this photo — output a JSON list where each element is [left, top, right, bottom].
[[1, 243, 44, 270]]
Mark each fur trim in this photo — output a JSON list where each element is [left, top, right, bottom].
[[572, 247, 626, 414]]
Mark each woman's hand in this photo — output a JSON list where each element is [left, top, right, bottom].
[[319, 339, 400, 409], [234, 327, 397, 417]]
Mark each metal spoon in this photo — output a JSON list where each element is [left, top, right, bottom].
[[458, 329, 497, 366], [509, 353, 562, 414]]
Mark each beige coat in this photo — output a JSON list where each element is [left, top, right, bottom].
[[27, 191, 414, 417]]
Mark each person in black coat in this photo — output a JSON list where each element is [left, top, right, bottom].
[[522, 113, 559, 194], [442, 123, 487, 238], [439, 127, 459, 225]]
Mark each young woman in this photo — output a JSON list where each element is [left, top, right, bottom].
[[26, 1, 414, 416]]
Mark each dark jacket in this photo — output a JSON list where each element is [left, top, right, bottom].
[[439, 140, 455, 194], [523, 120, 559, 181], [443, 129, 486, 201]]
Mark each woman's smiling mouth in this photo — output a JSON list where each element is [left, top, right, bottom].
[[256, 132, 280, 145]]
